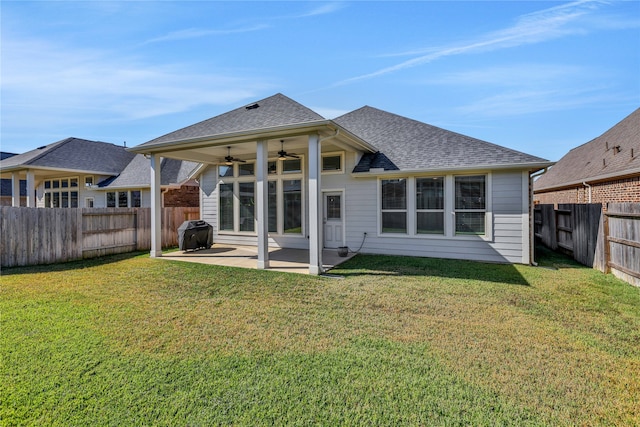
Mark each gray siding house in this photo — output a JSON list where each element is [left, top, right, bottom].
[[0, 137, 199, 208], [131, 94, 551, 274]]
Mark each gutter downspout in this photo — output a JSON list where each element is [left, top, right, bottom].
[[530, 167, 550, 266], [583, 181, 592, 203]]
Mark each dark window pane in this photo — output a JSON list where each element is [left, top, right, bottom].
[[326, 195, 341, 219], [131, 191, 141, 207], [61, 179, 69, 188], [44, 181, 51, 189], [417, 212, 444, 234], [52, 192, 60, 208], [382, 179, 406, 210], [416, 177, 444, 209], [70, 191, 78, 208], [219, 183, 234, 231], [268, 161, 278, 175], [382, 212, 406, 234], [45, 193, 51, 207], [239, 163, 254, 176], [268, 181, 277, 233], [52, 180, 60, 189], [455, 175, 485, 210], [456, 212, 486, 235], [282, 159, 301, 173], [118, 191, 128, 208], [283, 180, 301, 233], [239, 182, 255, 232], [107, 192, 116, 208], [322, 155, 341, 171], [70, 178, 78, 187], [218, 165, 233, 177]]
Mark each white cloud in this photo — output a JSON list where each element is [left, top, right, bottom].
[[332, 0, 606, 86], [1, 38, 273, 126], [142, 24, 270, 45]]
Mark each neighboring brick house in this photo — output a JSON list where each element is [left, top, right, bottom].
[[0, 137, 200, 208], [534, 108, 640, 208]]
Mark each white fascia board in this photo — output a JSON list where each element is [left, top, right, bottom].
[[351, 162, 555, 178], [0, 165, 121, 178], [129, 121, 377, 156]]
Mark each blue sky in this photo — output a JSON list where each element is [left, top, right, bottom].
[[1, 1, 638, 161]]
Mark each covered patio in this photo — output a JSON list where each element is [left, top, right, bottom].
[[161, 244, 357, 275]]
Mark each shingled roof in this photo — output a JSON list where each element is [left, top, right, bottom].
[[535, 108, 640, 191], [334, 106, 550, 172], [137, 93, 326, 149], [0, 137, 136, 175], [101, 155, 199, 188]]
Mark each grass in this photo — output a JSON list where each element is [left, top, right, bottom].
[[1, 246, 639, 426]]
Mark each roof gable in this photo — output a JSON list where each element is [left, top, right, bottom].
[[535, 108, 640, 190], [138, 93, 326, 148], [0, 137, 136, 175], [335, 106, 549, 171]]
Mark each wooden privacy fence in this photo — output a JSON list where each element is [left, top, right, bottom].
[[596, 203, 640, 287], [534, 203, 602, 267], [1, 207, 200, 268], [535, 203, 640, 287]]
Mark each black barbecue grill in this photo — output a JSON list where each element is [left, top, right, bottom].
[[177, 220, 213, 251]]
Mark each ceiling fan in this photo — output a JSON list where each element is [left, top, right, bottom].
[[278, 140, 300, 160], [224, 146, 246, 165]]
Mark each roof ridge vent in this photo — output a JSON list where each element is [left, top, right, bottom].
[[245, 103, 259, 110]]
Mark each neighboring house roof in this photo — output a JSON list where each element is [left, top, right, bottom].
[[100, 155, 199, 188], [0, 137, 136, 175], [335, 106, 550, 172], [535, 108, 640, 192], [138, 93, 326, 149], [1, 152, 18, 161]]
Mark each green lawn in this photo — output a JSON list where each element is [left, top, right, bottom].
[[1, 247, 638, 426]]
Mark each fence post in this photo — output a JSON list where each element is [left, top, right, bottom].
[[603, 211, 611, 274]]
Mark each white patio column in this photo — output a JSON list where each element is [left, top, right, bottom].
[[150, 154, 162, 257], [11, 172, 21, 207], [308, 133, 323, 275], [256, 140, 269, 269], [25, 170, 35, 207]]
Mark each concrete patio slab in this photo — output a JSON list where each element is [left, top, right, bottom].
[[160, 244, 357, 274]]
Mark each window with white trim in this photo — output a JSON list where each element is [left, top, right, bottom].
[[381, 179, 407, 234], [416, 177, 444, 234], [106, 190, 141, 207], [217, 158, 304, 235], [380, 174, 489, 237], [43, 177, 79, 208], [322, 152, 344, 173], [454, 175, 486, 235]]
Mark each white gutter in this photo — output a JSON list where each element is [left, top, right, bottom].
[[583, 181, 592, 203], [351, 162, 554, 177]]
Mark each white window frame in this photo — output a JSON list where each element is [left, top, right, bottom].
[[321, 151, 345, 175], [415, 176, 445, 235], [377, 173, 492, 240], [217, 158, 305, 237], [379, 178, 408, 235], [43, 176, 79, 208]]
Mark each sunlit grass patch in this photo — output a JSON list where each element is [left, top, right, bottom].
[[1, 248, 638, 425]]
